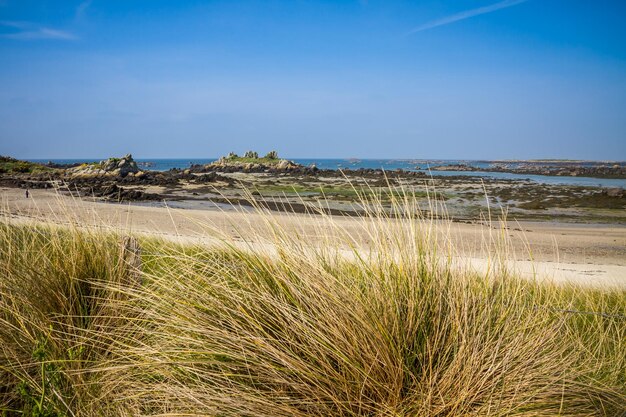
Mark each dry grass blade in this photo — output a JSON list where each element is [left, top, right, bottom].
[[0, 186, 624, 416]]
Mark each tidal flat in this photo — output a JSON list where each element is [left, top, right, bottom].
[[2, 154, 625, 224]]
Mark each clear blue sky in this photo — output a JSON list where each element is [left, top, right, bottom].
[[1, 0, 625, 160]]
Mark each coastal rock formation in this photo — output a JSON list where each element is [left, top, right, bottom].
[[429, 164, 477, 172], [274, 159, 299, 171], [89, 183, 161, 202], [425, 161, 626, 179], [192, 151, 308, 174], [70, 154, 141, 178]]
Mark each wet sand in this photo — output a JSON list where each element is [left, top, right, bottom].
[[2, 187, 625, 288]]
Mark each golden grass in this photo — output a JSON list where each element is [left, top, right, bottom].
[[0, 189, 624, 416]]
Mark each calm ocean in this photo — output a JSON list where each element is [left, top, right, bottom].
[[28, 158, 626, 188]]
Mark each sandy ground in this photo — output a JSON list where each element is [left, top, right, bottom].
[[2, 187, 625, 288]]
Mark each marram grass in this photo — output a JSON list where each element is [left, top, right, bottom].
[[0, 191, 624, 416]]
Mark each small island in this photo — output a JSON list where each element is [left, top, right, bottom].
[[190, 150, 309, 173]]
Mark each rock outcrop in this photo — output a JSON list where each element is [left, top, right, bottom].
[[426, 162, 626, 179], [70, 154, 141, 178], [192, 152, 308, 174], [90, 183, 161, 202]]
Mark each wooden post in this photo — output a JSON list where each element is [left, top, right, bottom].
[[120, 236, 142, 288]]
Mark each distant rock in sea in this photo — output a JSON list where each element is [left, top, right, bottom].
[[190, 151, 310, 174]]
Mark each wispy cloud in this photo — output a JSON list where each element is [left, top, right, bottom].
[[406, 0, 528, 35], [75, 0, 92, 21], [1, 20, 77, 40]]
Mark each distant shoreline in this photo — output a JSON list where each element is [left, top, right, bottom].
[[24, 158, 626, 163], [24, 158, 626, 185]]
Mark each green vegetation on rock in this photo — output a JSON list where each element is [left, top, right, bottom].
[[215, 150, 296, 167], [0, 156, 51, 174]]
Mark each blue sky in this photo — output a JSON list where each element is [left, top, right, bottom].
[[1, 0, 625, 160]]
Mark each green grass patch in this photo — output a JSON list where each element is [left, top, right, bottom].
[[218, 156, 287, 165]]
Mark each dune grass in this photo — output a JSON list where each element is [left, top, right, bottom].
[[0, 190, 624, 416]]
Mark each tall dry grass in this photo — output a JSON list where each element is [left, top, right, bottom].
[[0, 189, 624, 416]]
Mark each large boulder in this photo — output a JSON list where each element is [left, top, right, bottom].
[[605, 187, 624, 198], [275, 159, 298, 171], [70, 154, 141, 178]]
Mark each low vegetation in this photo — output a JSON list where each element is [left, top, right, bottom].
[[0, 156, 50, 174], [0, 192, 624, 416], [217, 150, 288, 165], [222, 156, 285, 165]]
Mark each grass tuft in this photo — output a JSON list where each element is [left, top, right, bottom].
[[0, 189, 624, 416]]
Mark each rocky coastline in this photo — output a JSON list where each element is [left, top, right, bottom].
[[426, 162, 626, 179], [0, 153, 426, 202], [1, 153, 624, 222]]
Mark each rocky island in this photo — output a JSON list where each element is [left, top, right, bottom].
[[189, 151, 313, 174]]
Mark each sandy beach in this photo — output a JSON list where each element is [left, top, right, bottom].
[[2, 187, 625, 288]]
